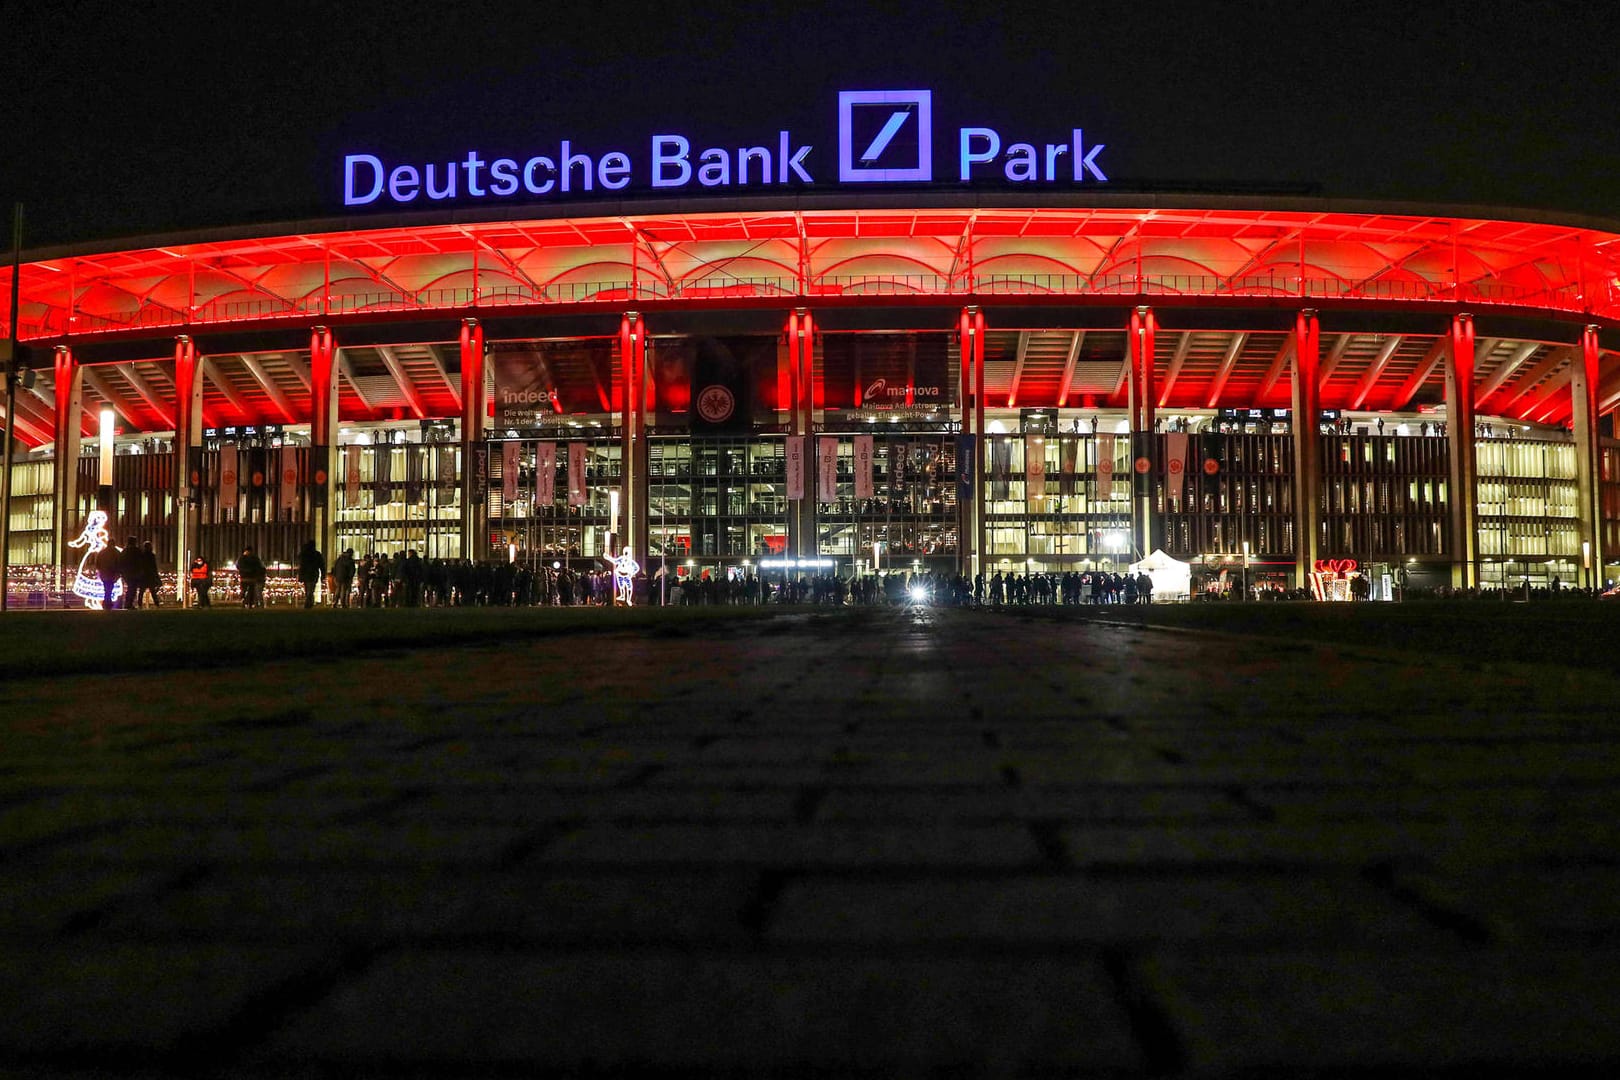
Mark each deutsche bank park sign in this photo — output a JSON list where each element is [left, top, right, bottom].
[[343, 89, 1108, 207]]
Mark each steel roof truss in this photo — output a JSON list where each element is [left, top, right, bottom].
[[1206, 332, 1249, 408], [116, 363, 176, 429], [376, 346, 428, 420], [1349, 336, 1404, 409], [240, 355, 300, 424]]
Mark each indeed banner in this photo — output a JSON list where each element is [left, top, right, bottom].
[[343, 89, 1107, 208]]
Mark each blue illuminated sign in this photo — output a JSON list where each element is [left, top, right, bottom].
[[343, 88, 1108, 207]]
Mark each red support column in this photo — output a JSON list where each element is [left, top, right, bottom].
[[1291, 309, 1322, 585], [1445, 313, 1478, 589], [618, 312, 647, 558], [1129, 307, 1156, 559], [957, 308, 976, 577], [1571, 324, 1604, 589], [459, 319, 486, 560], [171, 336, 203, 602], [50, 345, 83, 593], [972, 307, 986, 575], [309, 326, 338, 562]]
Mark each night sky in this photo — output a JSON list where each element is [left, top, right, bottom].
[[4, 0, 1618, 249]]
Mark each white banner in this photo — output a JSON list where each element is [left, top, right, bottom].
[[345, 446, 362, 505], [1025, 435, 1046, 500], [1166, 431, 1188, 507], [568, 442, 588, 506], [502, 440, 520, 504], [785, 436, 805, 500], [279, 445, 299, 515], [818, 437, 839, 502], [853, 435, 874, 499], [535, 441, 556, 505], [218, 445, 238, 511]]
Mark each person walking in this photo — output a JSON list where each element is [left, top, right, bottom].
[[135, 541, 162, 607], [96, 538, 124, 611], [189, 555, 213, 607], [332, 548, 356, 608], [237, 545, 267, 608], [119, 537, 143, 608], [297, 539, 325, 609]]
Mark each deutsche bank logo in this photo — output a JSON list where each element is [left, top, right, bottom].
[[838, 90, 932, 183]]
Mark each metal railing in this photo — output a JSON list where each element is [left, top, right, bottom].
[[7, 271, 1604, 342]]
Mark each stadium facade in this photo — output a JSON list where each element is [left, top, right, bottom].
[[5, 92, 1620, 598]]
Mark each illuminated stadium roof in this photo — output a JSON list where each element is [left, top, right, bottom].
[[4, 198, 1619, 447]]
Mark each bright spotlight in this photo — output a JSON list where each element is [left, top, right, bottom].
[[908, 585, 927, 603]]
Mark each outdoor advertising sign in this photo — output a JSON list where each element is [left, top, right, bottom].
[[342, 89, 1108, 209]]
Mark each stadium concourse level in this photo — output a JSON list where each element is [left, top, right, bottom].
[[7, 203, 1620, 600]]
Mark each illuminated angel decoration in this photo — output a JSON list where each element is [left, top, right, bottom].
[[67, 510, 123, 610], [602, 548, 640, 606]]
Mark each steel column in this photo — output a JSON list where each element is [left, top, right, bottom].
[[51, 346, 83, 596], [1291, 309, 1322, 584], [309, 326, 338, 564], [171, 337, 203, 604], [459, 318, 486, 560], [1128, 306, 1156, 560], [1445, 313, 1479, 589], [1570, 324, 1604, 589]]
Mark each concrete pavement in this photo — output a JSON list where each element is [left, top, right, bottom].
[[2, 606, 1618, 1076]]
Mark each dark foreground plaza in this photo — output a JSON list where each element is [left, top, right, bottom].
[[3, 604, 1620, 1077]]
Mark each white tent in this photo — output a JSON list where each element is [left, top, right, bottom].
[[1127, 549, 1192, 601]]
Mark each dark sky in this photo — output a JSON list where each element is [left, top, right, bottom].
[[5, 0, 1619, 249]]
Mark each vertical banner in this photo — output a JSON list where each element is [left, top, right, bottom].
[[471, 445, 488, 502], [1166, 431, 1188, 508], [436, 446, 456, 504], [1024, 435, 1047, 502], [785, 436, 805, 500], [535, 442, 556, 505], [1096, 433, 1115, 499], [991, 438, 1012, 501], [818, 437, 839, 503], [404, 447, 423, 505], [1059, 437, 1078, 497], [218, 445, 239, 512], [279, 445, 299, 516], [502, 441, 520, 505], [375, 445, 392, 492], [310, 446, 329, 510], [956, 434, 976, 502], [345, 446, 362, 505], [853, 435, 874, 499], [568, 441, 587, 506]]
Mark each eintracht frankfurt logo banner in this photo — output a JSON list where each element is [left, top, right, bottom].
[[696, 384, 735, 424]]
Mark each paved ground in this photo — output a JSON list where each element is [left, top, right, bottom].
[[3, 606, 1620, 1077]]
